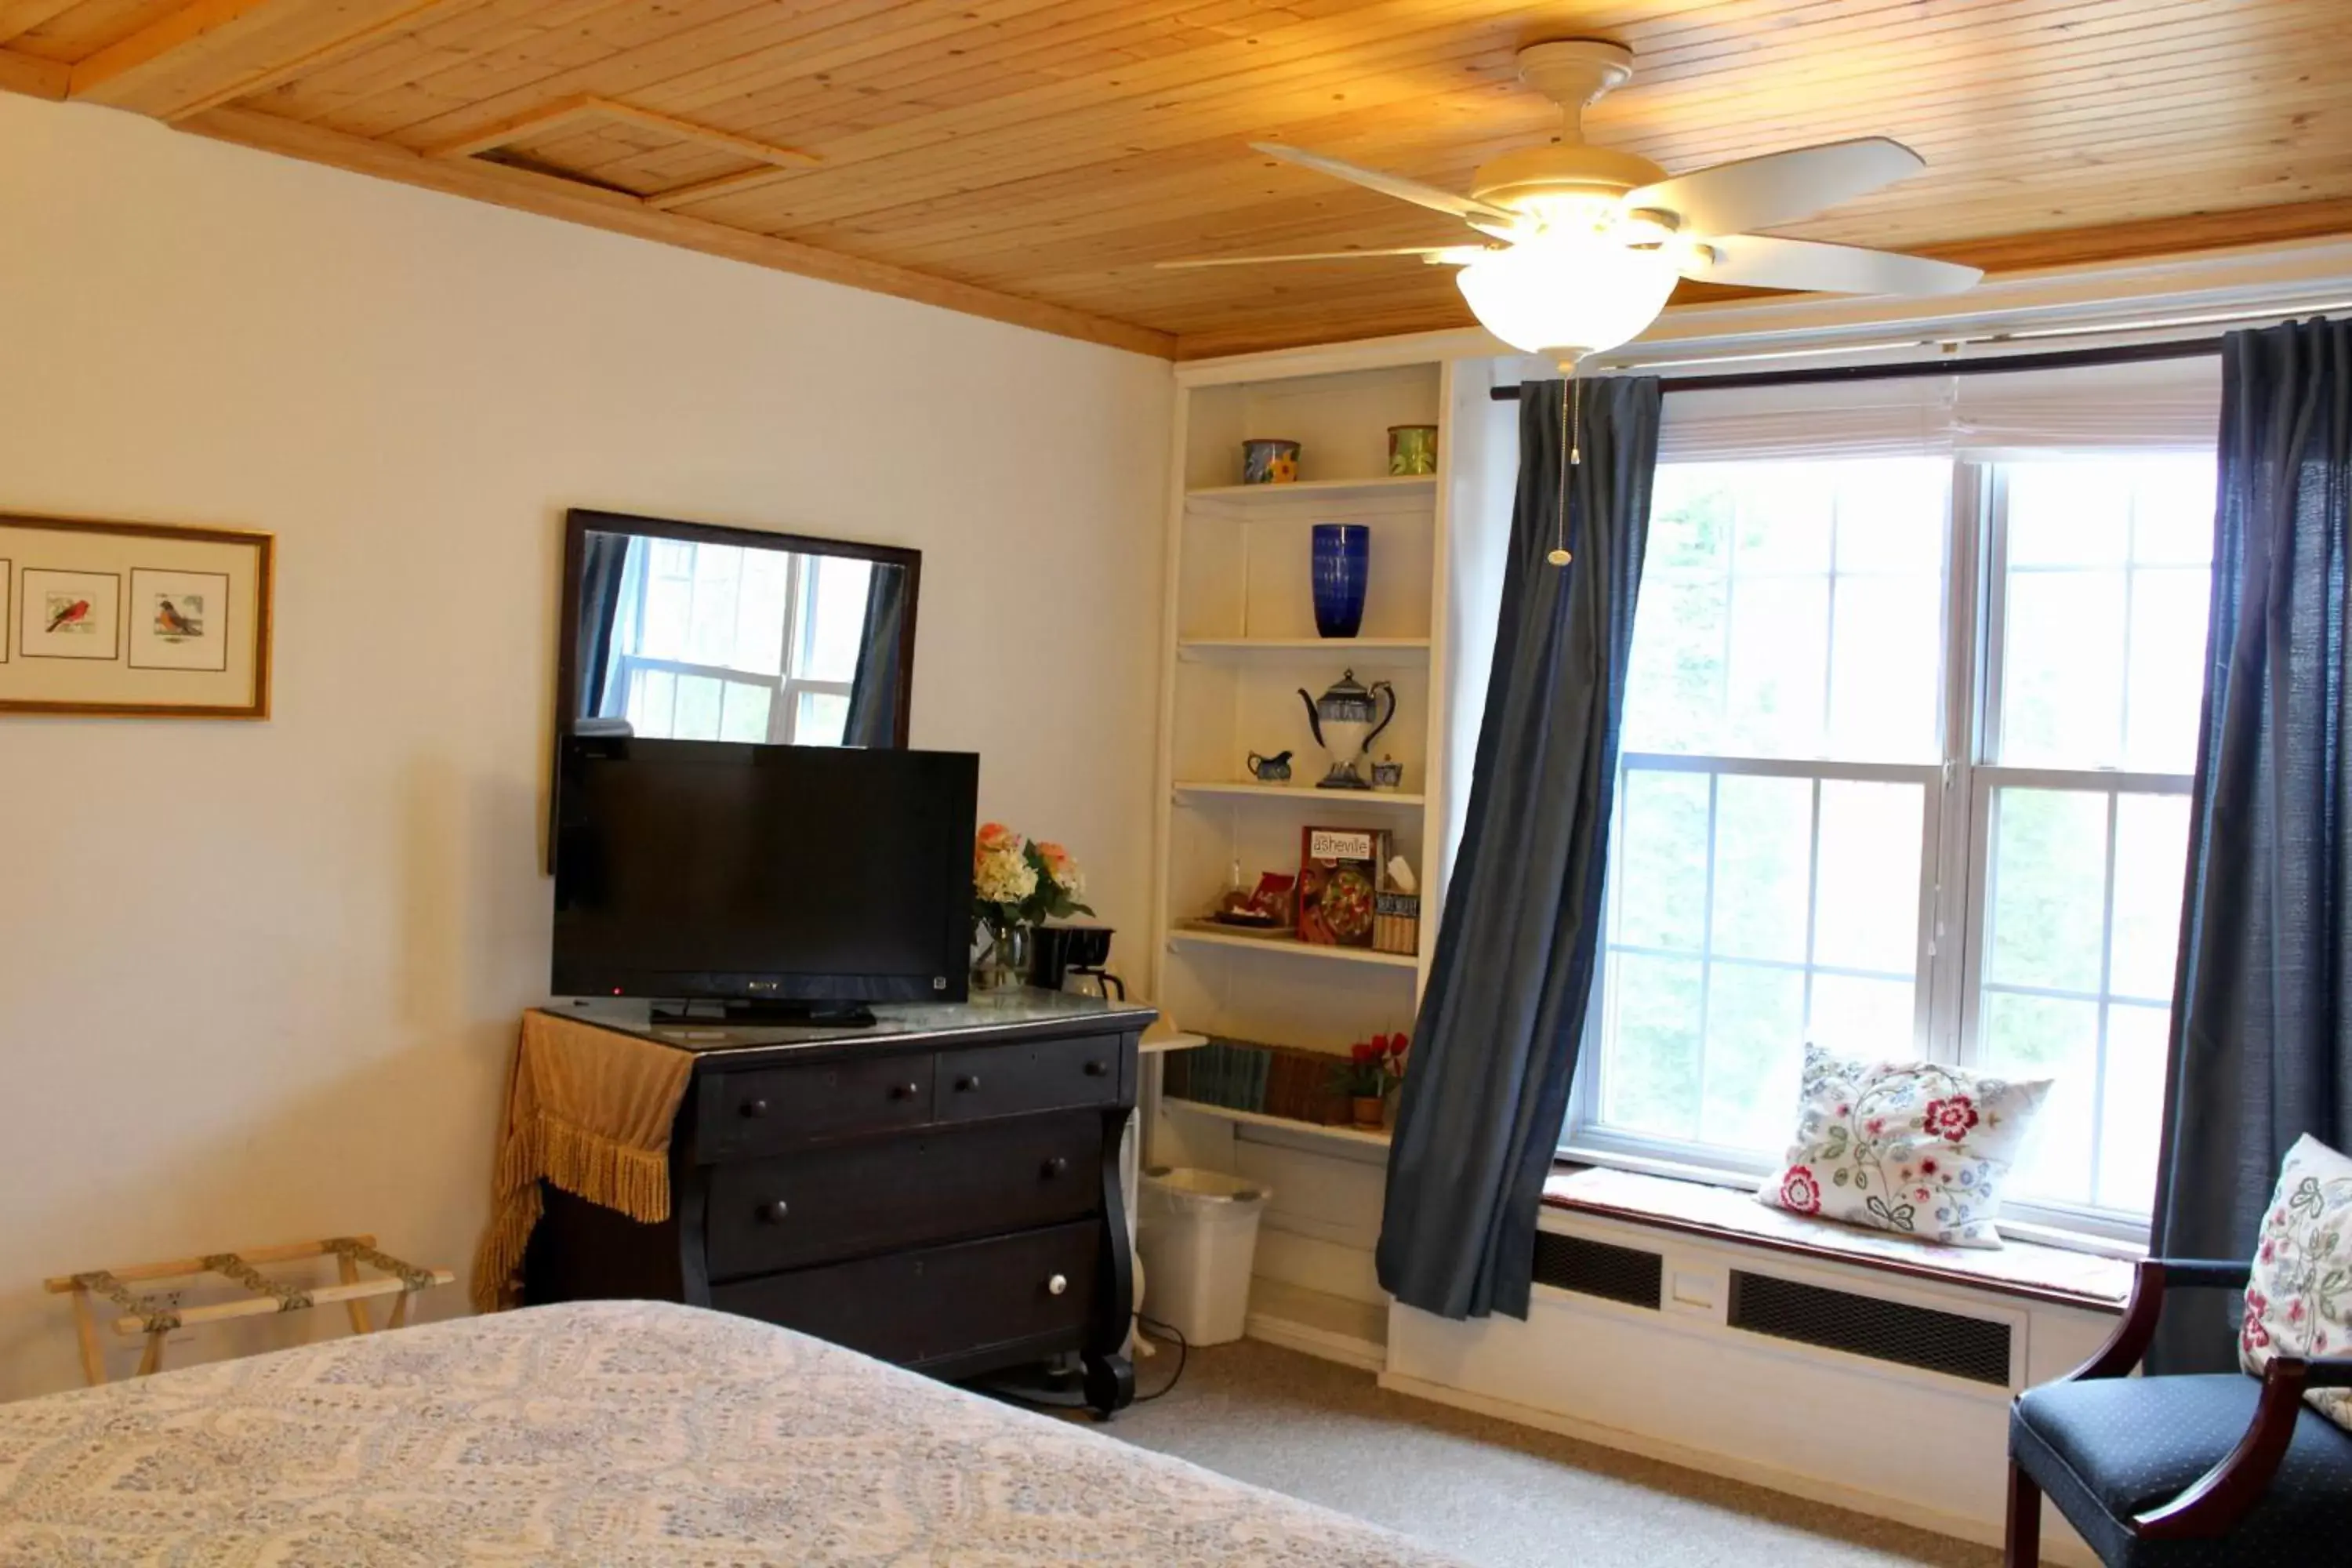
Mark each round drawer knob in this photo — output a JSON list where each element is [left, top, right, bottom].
[[757, 1200, 789, 1224], [889, 1082, 920, 1101], [1042, 1156, 1069, 1179], [955, 1075, 981, 1093], [1083, 1060, 1109, 1078], [1047, 1273, 1069, 1297], [739, 1098, 770, 1119]]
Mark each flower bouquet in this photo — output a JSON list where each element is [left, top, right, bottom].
[[1331, 1032, 1410, 1129], [971, 823, 1093, 992]]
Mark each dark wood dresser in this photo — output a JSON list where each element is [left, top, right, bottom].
[[521, 994, 1154, 1417]]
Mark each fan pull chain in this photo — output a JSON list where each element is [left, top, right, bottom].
[[1548, 361, 1581, 567]]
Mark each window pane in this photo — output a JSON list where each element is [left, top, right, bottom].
[[2007, 465, 2129, 568], [1600, 952, 1704, 1141], [2110, 793, 2190, 1003], [1621, 575, 1727, 753], [798, 557, 874, 682], [1812, 780, 1924, 975], [793, 689, 851, 747], [1828, 573, 1942, 760], [1710, 775, 1811, 964], [639, 572, 691, 662], [1999, 568, 2125, 768], [719, 681, 773, 743], [1985, 788, 2109, 993], [630, 667, 675, 736], [1808, 973, 1918, 1058], [671, 673, 723, 740], [1980, 990, 2099, 1205], [1834, 461, 1948, 574], [1700, 963, 1806, 1150], [728, 550, 793, 677], [1613, 770, 1709, 951], [2125, 568, 2210, 772], [687, 546, 744, 666], [2130, 459, 2217, 566], [2100, 1004, 2170, 1214], [1648, 474, 1733, 572], [1737, 466, 1833, 572], [1726, 578, 1828, 757]]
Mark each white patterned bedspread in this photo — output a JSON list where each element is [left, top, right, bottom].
[[0, 1300, 1461, 1566]]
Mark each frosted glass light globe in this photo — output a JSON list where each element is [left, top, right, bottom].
[[1456, 231, 1682, 358]]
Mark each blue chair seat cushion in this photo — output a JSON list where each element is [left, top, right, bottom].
[[2012, 1374, 2352, 1566]]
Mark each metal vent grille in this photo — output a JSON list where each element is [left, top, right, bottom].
[[1531, 1232, 1662, 1309], [1728, 1271, 2010, 1385]]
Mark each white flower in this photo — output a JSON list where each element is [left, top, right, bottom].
[[975, 844, 1037, 906]]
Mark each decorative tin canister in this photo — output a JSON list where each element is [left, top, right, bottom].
[[1241, 437, 1301, 485], [1387, 425, 1439, 475]]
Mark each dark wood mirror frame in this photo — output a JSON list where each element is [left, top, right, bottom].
[[555, 506, 922, 749]]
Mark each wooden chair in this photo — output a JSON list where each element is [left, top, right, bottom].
[[45, 1236, 453, 1385], [2006, 1257, 2352, 1566]]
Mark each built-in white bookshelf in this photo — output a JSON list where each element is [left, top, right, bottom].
[[1145, 350, 1496, 1370]]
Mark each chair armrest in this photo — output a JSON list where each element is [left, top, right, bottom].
[[2133, 1355, 2343, 1538], [2063, 1258, 2253, 1382]]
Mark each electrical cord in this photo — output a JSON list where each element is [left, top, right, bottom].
[[977, 1312, 1190, 1415]]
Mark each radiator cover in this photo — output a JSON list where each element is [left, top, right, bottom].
[[1531, 1231, 1663, 1309], [1728, 1269, 2011, 1385]]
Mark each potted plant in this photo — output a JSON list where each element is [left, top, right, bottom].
[[971, 824, 1092, 993], [1333, 1033, 1410, 1128]]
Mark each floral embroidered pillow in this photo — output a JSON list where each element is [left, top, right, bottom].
[[2241, 1134, 2352, 1433], [1757, 1044, 2053, 1249]]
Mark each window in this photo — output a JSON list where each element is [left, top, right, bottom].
[[1570, 449, 2215, 1238], [607, 539, 873, 746]]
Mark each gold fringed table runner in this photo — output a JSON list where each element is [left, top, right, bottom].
[[472, 1011, 693, 1312]]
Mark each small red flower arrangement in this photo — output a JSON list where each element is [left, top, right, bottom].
[[1922, 1094, 1980, 1144], [1780, 1165, 1823, 1216], [1332, 1033, 1410, 1129]]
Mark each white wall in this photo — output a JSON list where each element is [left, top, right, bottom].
[[0, 95, 1173, 1398]]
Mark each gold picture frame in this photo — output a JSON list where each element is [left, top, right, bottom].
[[0, 514, 274, 719]]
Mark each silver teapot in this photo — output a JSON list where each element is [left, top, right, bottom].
[[1298, 670, 1398, 791]]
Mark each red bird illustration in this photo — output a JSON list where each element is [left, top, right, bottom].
[[46, 598, 91, 633]]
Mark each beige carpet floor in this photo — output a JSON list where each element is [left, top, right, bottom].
[[1102, 1338, 2002, 1568]]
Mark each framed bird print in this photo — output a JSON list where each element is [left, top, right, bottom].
[[0, 514, 273, 718]]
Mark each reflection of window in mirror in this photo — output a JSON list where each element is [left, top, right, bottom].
[[592, 538, 875, 745]]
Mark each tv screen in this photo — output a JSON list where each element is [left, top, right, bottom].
[[553, 738, 976, 1009]]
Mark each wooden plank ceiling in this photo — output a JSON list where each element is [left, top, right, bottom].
[[5, 1, 2350, 359]]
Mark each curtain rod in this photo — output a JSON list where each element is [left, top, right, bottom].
[[1489, 335, 2221, 400]]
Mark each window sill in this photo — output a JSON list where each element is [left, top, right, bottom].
[[1542, 1164, 2136, 1314]]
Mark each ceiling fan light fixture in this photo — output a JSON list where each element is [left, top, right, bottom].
[[1454, 230, 1681, 358]]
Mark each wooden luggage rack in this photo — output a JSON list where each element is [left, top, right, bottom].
[[46, 1235, 453, 1385]]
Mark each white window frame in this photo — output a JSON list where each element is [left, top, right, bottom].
[[1566, 458, 2200, 1246], [614, 548, 855, 744]]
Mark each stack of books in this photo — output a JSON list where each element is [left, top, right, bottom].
[[1163, 1037, 1352, 1126]]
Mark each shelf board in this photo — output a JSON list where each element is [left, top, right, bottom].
[[1184, 474, 1437, 509], [1163, 1095, 1393, 1149], [1167, 923, 1420, 969], [1177, 637, 1430, 662], [1173, 780, 1425, 808]]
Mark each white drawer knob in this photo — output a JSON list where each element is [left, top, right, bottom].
[[1047, 1273, 1069, 1296]]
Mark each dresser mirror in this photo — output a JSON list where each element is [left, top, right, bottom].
[[557, 509, 920, 749]]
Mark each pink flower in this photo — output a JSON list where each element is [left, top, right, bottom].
[[1033, 840, 1081, 890], [976, 822, 1022, 853], [2244, 1315, 2271, 1353], [2262, 1239, 2277, 1262], [2288, 1300, 2307, 1323], [1922, 1094, 1980, 1143], [1920, 1157, 1940, 1176], [1780, 1166, 1823, 1216]]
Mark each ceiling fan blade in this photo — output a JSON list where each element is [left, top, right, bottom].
[[1249, 142, 1521, 228], [1159, 245, 1488, 270], [1628, 137, 1925, 238], [1685, 234, 1982, 296]]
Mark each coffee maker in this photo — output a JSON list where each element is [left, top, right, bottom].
[[1030, 924, 1124, 1000]]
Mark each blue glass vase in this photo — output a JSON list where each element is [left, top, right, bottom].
[[1311, 524, 1369, 639]]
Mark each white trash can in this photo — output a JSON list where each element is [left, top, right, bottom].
[[1135, 1167, 1271, 1347]]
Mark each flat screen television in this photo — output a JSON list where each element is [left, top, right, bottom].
[[553, 737, 977, 1019]]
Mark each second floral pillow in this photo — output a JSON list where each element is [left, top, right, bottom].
[[1758, 1044, 2053, 1249]]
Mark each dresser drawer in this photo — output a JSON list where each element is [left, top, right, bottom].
[[935, 1032, 1126, 1123], [692, 1051, 935, 1161], [711, 1221, 1101, 1366], [703, 1113, 1102, 1279]]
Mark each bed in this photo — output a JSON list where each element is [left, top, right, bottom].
[[0, 1300, 1462, 1565]]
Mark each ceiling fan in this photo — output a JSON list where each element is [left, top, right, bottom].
[[1163, 39, 1982, 363]]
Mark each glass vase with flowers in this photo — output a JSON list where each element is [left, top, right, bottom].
[[971, 822, 1093, 993]]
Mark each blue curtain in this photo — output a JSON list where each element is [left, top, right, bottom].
[[2150, 318, 2352, 1371], [574, 532, 637, 724], [1375, 374, 1661, 1320], [844, 564, 909, 748]]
